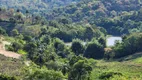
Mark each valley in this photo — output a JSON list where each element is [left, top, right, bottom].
[[0, 0, 142, 80]]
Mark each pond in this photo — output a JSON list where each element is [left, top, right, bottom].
[[65, 36, 122, 47], [106, 36, 122, 46], [65, 42, 86, 46]]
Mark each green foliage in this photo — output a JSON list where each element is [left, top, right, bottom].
[[53, 38, 67, 58], [40, 35, 50, 44], [98, 37, 106, 47], [84, 26, 95, 40], [0, 0, 80, 15], [11, 29, 19, 37], [24, 67, 65, 80], [45, 61, 62, 71], [53, 38, 65, 51], [84, 39, 105, 59], [68, 60, 92, 80], [113, 33, 142, 58], [0, 27, 7, 36], [99, 72, 122, 80], [45, 0, 142, 36], [71, 39, 84, 56], [1, 1, 142, 80], [0, 54, 24, 79], [24, 42, 38, 60], [8, 40, 24, 52], [17, 49, 27, 55], [69, 56, 85, 66], [0, 74, 17, 80]]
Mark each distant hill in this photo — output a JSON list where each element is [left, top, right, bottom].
[[46, 0, 142, 35], [0, 0, 80, 14], [1, 0, 142, 36]]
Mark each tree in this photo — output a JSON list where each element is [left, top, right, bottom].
[[10, 41, 24, 52], [40, 35, 50, 44], [53, 38, 65, 52], [35, 53, 46, 68], [16, 9, 20, 13], [26, 10, 29, 18], [11, 29, 19, 37], [84, 40, 104, 59], [71, 39, 84, 56], [0, 27, 7, 36], [59, 18, 71, 24], [23, 35, 32, 42], [68, 60, 92, 80], [24, 42, 37, 60], [98, 37, 106, 47], [9, 18, 16, 23], [84, 26, 94, 40], [113, 33, 142, 58]]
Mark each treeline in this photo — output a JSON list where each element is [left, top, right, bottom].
[[0, 8, 106, 42], [113, 33, 142, 58]]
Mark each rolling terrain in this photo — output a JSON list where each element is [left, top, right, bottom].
[[0, 0, 142, 80]]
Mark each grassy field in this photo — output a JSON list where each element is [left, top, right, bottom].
[[0, 54, 24, 78], [90, 53, 142, 80], [0, 52, 142, 80]]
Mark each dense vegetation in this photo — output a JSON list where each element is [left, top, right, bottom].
[[47, 0, 142, 35], [0, 0, 80, 14], [0, 0, 142, 80]]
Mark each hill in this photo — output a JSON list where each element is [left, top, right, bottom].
[[0, 0, 80, 14], [46, 0, 142, 35], [0, 0, 142, 80]]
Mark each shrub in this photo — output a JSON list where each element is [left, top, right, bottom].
[[0, 74, 17, 80], [99, 72, 122, 80], [24, 67, 65, 80]]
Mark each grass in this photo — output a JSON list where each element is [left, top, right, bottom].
[[0, 54, 24, 78], [133, 57, 142, 63], [90, 53, 142, 80]]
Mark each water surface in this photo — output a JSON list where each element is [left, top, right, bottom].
[[106, 36, 122, 46]]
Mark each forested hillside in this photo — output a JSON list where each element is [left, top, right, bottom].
[[0, 0, 142, 80], [47, 0, 142, 35], [0, 0, 80, 14]]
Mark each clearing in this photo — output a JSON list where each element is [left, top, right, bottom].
[[0, 38, 21, 59]]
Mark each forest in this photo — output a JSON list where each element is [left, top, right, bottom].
[[0, 0, 142, 80]]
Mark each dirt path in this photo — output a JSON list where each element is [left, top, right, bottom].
[[0, 41, 21, 59], [0, 50, 21, 59]]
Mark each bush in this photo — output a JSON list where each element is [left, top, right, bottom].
[[24, 67, 65, 80], [17, 49, 27, 55], [99, 72, 122, 80], [0, 74, 17, 80]]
